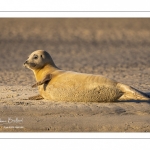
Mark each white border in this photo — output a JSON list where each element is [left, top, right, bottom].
[[0, 138, 149, 150], [0, 12, 150, 18], [0, 133, 150, 139], [0, 0, 150, 11]]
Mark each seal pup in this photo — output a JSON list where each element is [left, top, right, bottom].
[[24, 50, 150, 102]]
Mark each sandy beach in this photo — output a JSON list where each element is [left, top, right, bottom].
[[0, 18, 150, 132]]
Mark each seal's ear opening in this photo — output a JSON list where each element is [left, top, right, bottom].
[[41, 55, 43, 58]]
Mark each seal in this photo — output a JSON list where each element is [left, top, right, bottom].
[[24, 50, 150, 102]]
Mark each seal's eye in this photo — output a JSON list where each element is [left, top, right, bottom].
[[33, 55, 38, 59]]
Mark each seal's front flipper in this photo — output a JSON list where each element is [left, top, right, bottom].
[[28, 94, 44, 100], [32, 74, 52, 88]]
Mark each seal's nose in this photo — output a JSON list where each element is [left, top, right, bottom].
[[24, 60, 28, 65]]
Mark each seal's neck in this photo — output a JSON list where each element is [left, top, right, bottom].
[[33, 64, 60, 81]]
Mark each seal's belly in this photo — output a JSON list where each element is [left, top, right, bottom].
[[39, 74, 123, 102]]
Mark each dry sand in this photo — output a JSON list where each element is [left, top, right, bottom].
[[0, 18, 150, 132]]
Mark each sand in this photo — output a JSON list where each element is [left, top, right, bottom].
[[0, 18, 150, 132]]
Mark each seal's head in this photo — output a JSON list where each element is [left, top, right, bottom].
[[24, 50, 56, 70]]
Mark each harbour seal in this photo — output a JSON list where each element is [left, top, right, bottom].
[[24, 50, 150, 102]]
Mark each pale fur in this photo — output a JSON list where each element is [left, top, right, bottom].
[[24, 50, 150, 102]]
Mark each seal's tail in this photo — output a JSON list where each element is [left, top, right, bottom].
[[117, 83, 150, 101]]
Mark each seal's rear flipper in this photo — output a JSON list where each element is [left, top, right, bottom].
[[32, 74, 52, 88], [29, 94, 44, 100], [117, 83, 150, 101]]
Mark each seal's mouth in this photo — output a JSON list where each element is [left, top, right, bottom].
[[29, 63, 36, 67]]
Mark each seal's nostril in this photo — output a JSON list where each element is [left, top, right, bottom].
[[24, 60, 28, 65]]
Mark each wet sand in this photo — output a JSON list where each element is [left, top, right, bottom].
[[0, 18, 150, 132]]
